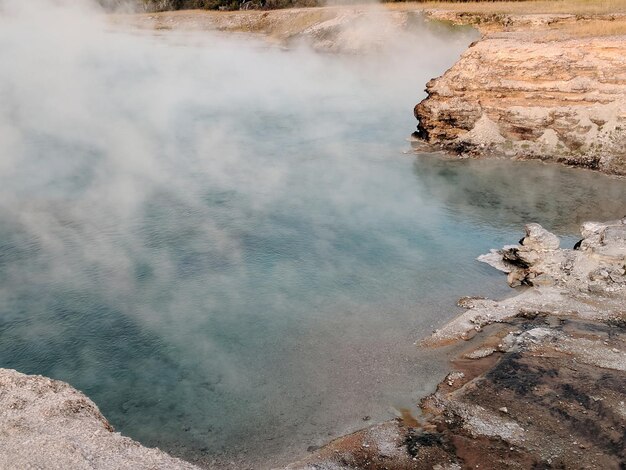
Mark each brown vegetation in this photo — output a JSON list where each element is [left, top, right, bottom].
[[386, 0, 626, 16]]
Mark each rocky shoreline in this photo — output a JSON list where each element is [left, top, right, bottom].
[[113, 6, 446, 54], [413, 11, 626, 175], [287, 218, 626, 469], [3, 218, 624, 469], [3, 5, 625, 469]]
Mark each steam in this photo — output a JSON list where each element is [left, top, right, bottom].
[[0, 0, 474, 317], [4, 2, 625, 468], [0, 0, 483, 466]]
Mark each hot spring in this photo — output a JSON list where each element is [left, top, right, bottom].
[[1, 3, 625, 468]]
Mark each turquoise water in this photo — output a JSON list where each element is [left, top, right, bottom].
[[1, 6, 626, 468]]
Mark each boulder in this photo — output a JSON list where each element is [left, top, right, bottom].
[[520, 223, 560, 251]]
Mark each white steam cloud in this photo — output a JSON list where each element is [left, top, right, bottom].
[[6, 2, 625, 468], [0, 1, 481, 466]]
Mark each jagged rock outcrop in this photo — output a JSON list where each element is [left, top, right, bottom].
[[427, 218, 626, 345], [414, 16, 626, 175], [481, 218, 626, 290], [0, 369, 198, 470]]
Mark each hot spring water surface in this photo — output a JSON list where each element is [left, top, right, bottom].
[[1, 4, 626, 468]]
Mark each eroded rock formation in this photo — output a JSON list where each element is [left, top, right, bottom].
[[414, 14, 626, 175], [430, 218, 626, 345]]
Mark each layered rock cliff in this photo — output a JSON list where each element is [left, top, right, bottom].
[[414, 14, 626, 175]]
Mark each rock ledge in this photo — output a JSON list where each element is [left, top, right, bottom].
[[414, 13, 626, 175], [0, 368, 198, 469]]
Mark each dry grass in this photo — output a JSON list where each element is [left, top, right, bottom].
[[385, 0, 626, 15], [549, 17, 626, 36]]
